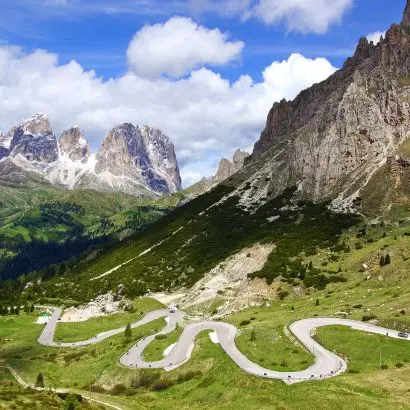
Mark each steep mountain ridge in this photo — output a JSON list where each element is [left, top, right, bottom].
[[237, 4, 410, 213], [182, 149, 250, 200], [0, 114, 181, 197]]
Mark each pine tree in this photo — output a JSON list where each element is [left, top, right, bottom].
[[384, 254, 391, 265], [29, 303, 35, 313], [35, 372, 44, 388], [124, 323, 132, 340], [379, 255, 385, 267], [308, 261, 313, 270], [250, 328, 256, 342], [315, 299, 320, 306]]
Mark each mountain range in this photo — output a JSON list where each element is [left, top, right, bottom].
[[0, 114, 182, 197]]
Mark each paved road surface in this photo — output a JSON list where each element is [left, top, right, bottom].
[[36, 306, 409, 384]]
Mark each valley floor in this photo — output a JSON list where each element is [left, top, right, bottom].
[[1, 290, 409, 410]]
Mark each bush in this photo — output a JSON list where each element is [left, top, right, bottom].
[[353, 304, 362, 309], [380, 364, 389, 370], [278, 290, 289, 300], [155, 334, 167, 340], [362, 314, 377, 322], [395, 362, 404, 368], [239, 320, 251, 326], [176, 370, 202, 383], [151, 378, 174, 391]]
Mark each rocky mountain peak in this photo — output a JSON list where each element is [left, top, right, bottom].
[[213, 149, 250, 184], [59, 127, 90, 163], [233, 149, 249, 167], [19, 113, 52, 135], [8, 114, 58, 163], [240, 0, 410, 211], [95, 123, 181, 195]]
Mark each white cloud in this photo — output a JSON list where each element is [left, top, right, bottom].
[[248, 0, 353, 33], [262, 53, 337, 100], [180, 170, 204, 186], [366, 31, 386, 44], [126, 16, 244, 78], [0, 24, 337, 186]]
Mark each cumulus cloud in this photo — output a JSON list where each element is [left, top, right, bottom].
[[126, 16, 244, 78], [247, 0, 353, 33], [366, 31, 386, 44], [262, 53, 336, 100], [180, 170, 204, 186], [0, 22, 337, 186]]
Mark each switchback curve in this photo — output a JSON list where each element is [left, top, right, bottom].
[[36, 306, 409, 384]]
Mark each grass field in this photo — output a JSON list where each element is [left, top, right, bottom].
[[1, 278, 409, 410], [2, 214, 410, 409]]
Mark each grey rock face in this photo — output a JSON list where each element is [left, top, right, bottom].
[[95, 123, 181, 195], [8, 113, 58, 163], [0, 132, 9, 160], [59, 127, 90, 162], [242, 6, 410, 210], [213, 149, 250, 184]]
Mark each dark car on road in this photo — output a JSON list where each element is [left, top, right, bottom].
[[398, 332, 408, 338]]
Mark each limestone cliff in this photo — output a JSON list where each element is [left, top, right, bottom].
[[240, 1, 410, 212]]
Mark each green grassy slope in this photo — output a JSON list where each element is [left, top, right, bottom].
[[1, 262, 409, 410], [0, 174, 179, 281], [25, 186, 359, 302]]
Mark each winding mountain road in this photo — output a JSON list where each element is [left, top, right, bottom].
[[36, 306, 409, 384]]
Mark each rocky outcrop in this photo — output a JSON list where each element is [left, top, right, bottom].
[[8, 113, 59, 163], [213, 149, 250, 184], [59, 127, 90, 162], [241, 1, 410, 211], [182, 149, 250, 201], [95, 123, 181, 195]]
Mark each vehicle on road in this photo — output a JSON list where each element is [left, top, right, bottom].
[[398, 332, 408, 338]]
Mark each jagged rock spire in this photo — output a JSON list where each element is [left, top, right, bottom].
[[403, 0, 410, 27]]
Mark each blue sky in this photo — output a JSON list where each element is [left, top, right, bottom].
[[0, 0, 406, 186]]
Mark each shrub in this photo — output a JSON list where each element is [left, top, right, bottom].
[[278, 290, 289, 300], [362, 314, 377, 322], [110, 384, 127, 395], [353, 304, 362, 309], [151, 378, 174, 391], [239, 320, 251, 326], [35, 372, 44, 388], [177, 370, 202, 383], [380, 364, 389, 370], [155, 334, 167, 340], [395, 362, 404, 368], [124, 323, 132, 340]]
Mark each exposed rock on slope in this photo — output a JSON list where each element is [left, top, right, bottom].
[[213, 149, 249, 184], [238, 2, 410, 212], [182, 149, 249, 200]]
